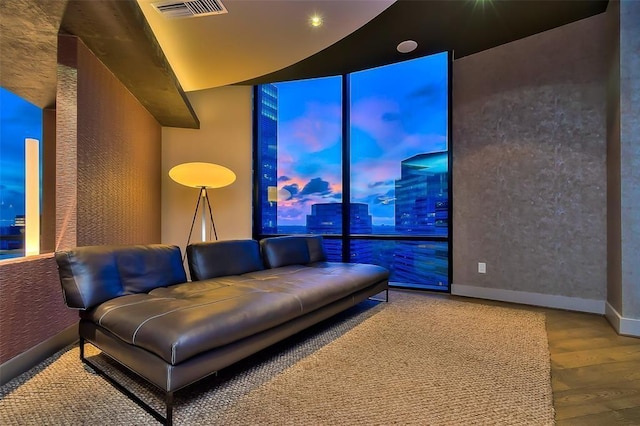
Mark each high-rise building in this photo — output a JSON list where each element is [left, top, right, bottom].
[[306, 202, 373, 260], [306, 202, 373, 234], [394, 152, 449, 287], [392, 241, 449, 288], [256, 84, 278, 234], [395, 151, 448, 235], [14, 215, 25, 227]]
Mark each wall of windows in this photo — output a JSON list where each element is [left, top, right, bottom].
[[254, 52, 450, 290], [0, 88, 42, 261]]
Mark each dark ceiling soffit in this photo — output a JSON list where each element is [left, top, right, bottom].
[[238, 0, 609, 86], [0, 0, 68, 108], [60, 0, 199, 129]]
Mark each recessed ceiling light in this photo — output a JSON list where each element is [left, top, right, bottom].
[[397, 40, 418, 54], [310, 15, 323, 28]]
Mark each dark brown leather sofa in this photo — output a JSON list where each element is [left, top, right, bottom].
[[55, 236, 389, 425]]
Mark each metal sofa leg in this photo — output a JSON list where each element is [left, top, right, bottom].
[[166, 392, 174, 426], [369, 288, 389, 302], [79, 336, 85, 360], [79, 340, 173, 425]]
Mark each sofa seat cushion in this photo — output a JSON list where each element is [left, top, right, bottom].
[[84, 281, 303, 365], [241, 262, 389, 313]]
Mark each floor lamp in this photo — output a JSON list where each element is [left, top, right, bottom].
[[169, 162, 236, 249]]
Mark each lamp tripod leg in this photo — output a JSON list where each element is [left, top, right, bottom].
[[203, 190, 218, 241], [183, 189, 202, 262]]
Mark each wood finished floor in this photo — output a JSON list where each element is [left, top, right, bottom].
[[546, 308, 640, 425], [439, 293, 640, 425]]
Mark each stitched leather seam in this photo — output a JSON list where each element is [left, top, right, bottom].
[[98, 298, 174, 325], [130, 292, 262, 344], [156, 280, 254, 297]]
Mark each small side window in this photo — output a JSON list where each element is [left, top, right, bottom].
[[0, 87, 43, 261]]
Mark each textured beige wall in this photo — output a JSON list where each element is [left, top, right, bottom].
[[452, 13, 608, 299], [162, 86, 253, 256]]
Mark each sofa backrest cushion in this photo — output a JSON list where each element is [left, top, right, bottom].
[[260, 236, 314, 269], [187, 239, 264, 281], [306, 235, 327, 263], [55, 244, 186, 310], [116, 245, 187, 294]]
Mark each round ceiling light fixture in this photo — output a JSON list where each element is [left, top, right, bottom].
[[310, 15, 323, 27], [397, 40, 418, 54]]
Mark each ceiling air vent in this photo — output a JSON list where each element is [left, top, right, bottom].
[[152, 0, 227, 18]]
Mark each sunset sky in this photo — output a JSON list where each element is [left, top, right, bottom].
[[272, 52, 448, 227], [1, 53, 448, 230]]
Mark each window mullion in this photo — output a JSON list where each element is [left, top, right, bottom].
[[341, 74, 351, 263]]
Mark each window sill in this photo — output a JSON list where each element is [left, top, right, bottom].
[[0, 252, 54, 266]]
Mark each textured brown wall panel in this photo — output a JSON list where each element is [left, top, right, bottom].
[[1, 35, 161, 366], [0, 255, 77, 363], [41, 108, 57, 253], [76, 40, 161, 246], [55, 61, 78, 251], [452, 13, 608, 299]]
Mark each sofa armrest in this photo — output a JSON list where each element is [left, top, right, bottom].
[[55, 244, 186, 310]]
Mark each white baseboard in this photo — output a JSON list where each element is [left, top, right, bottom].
[[0, 323, 78, 386], [451, 284, 606, 314], [605, 302, 640, 338]]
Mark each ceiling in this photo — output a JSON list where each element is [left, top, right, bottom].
[[240, 0, 610, 86], [137, 0, 396, 92], [0, 0, 609, 129]]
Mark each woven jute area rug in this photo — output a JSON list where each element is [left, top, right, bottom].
[[0, 291, 554, 425]]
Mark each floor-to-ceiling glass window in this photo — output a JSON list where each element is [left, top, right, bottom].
[[254, 52, 450, 291], [255, 76, 344, 257], [349, 53, 449, 290]]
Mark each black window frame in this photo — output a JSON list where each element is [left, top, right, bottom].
[[252, 51, 453, 293]]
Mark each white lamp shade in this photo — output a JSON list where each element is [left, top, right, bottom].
[[169, 162, 236, 188]]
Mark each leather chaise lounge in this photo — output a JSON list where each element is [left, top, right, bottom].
[[55, 236, 389, 425]]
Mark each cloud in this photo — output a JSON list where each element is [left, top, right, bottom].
[[278, 207, 305, 220], [367, 180, 395, 189], [382, 112, 401, 122], [408, 83, 446, 106], [300, 177, 331, 196], [355, 189, 396, 207], [350, 97, 401, 150], [278, 176, 291, 182], [282, 183, 299, 197], [280, 102, 341, 153], [350, 84, 448, 161], [376, 189, 396, 205]]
